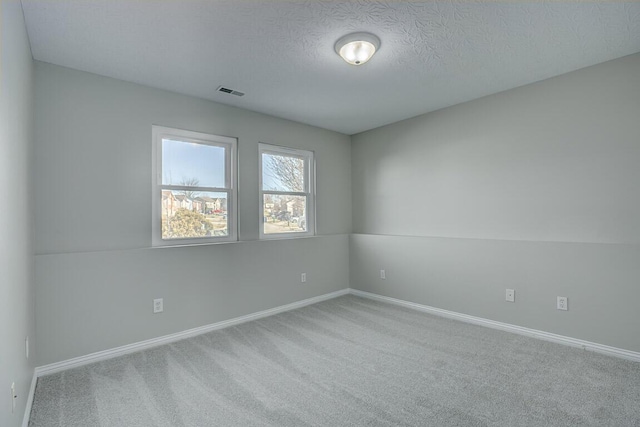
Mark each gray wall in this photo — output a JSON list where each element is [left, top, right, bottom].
[[30, 44, 640, 368], [0, 1, 36, 425], [34, 62, 351, 365], [351, 53, 640, 352]]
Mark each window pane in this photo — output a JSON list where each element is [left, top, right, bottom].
[[162, 139, 226, 188], [262, 153, 305, 192], [161, 190, 229, 239], [263, 194, 307, 234]]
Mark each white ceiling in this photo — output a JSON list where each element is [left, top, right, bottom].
[[21, 1, 640, 135]]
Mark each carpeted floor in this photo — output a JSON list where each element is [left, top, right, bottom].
[[30, 295, 640, 426]]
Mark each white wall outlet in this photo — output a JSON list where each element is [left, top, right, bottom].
[[557, 296, 568, 311], [301, 273, 306, 283], [153, 298, 164, 313], [11, 382, 17, 413], [506, 289, 515, 302], [380, 269, 386, 280], [25, 336, 29, 359]]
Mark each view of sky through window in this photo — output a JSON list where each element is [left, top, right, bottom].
[[162, 139, 225, 188], [262, 153, 304, 192]]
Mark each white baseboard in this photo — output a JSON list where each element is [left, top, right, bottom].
[[349, 289, 640, 363], [35, 289, 350, 377], [22, 371, 37, 427]]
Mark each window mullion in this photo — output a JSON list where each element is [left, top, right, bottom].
[[262, 190, 308, 197], [162, 185, 229, 192]]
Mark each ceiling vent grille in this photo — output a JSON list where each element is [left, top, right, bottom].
[[217, 86, 245, 97]]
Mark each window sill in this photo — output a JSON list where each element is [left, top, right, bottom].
[[259, 233, 316, 241], [151, 234, 326, 249]]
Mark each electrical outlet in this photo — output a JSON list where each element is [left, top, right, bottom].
[[557, 296, 568, 311], [301, 273, 306, 283], [506, 289, 515, 302], [380, 269, 386, 280], [153, 298, 164, 314], [11, 382, 17, 413]]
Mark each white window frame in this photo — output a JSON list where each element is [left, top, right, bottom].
[[152, 126, 237, 247], [259, 143, 315, 239]]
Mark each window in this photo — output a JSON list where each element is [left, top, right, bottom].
[[259, 143, 315, 238], [152, 126, 237, 246]]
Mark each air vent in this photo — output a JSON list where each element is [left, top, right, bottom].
[[217, 86, 245, 97]]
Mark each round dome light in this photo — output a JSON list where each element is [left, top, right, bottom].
[[335, 32, 381, 66]]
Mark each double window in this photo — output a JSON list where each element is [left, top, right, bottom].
[[259, 143, 315, 238], [152, 126, 237, 246], [152, 127, 314, 245]]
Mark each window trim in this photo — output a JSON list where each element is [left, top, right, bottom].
[[152, 125, 238, 247], [259, 143, 316, 239]]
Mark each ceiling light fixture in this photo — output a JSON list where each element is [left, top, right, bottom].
[[334, 32, 380, 66]]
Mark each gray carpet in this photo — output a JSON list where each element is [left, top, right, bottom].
[[30, 295, 640, 426]]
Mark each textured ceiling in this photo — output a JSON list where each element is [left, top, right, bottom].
[[21, 1, 640, 135]]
